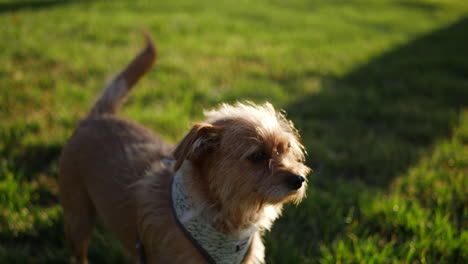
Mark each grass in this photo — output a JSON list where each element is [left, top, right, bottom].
[[1, 0, 467, 263]]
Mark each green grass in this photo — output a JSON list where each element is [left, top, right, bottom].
[[1, 0, 467, 263]]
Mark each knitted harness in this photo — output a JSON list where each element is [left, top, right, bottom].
[[137, 160, 254, 264], [170, 171, 254, 264]]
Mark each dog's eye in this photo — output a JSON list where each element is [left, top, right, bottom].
[[248, 151, 268, 163]]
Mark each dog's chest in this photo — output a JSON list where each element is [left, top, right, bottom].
[[171, 172, 253, 264]]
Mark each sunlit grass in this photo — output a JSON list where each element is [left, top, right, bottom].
[[1, 0, 467, 263]]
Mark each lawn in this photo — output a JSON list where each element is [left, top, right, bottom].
[[0, 0, 467, 263]]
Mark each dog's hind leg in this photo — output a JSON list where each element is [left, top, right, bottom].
[[61, 178, 96, 264]]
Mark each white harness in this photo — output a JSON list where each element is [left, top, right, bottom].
[[170, 171, 254, 264]]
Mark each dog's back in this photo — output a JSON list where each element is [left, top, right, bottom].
[[58, 34, 172, 263]]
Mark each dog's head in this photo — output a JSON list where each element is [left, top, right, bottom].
[[174, 102, 311, 207]]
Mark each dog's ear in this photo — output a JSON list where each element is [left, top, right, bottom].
[[173, 123, 222, 171]]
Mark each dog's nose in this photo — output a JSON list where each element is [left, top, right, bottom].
[[286, 174, 305, 190]]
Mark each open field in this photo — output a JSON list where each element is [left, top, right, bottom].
[[1, 0, 467, 263]]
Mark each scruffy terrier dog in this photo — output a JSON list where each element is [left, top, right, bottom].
[[59, 34, 311, 264]]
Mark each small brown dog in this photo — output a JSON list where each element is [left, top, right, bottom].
[[59, 33, 311, 264]]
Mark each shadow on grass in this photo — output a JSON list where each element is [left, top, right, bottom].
[[0, 213, 126, 264], [18, 143, 61, 180], [290, 16, 468, 187], [0, 126, 62, 209], [0, 0, 91, 14], [0, 126, 61, 181], [266, 16, 468, 262]]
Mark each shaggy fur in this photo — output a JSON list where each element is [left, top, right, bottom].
[[59, 33, 311, 264]]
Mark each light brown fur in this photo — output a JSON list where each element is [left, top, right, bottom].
[[59, 33, 311, 264]]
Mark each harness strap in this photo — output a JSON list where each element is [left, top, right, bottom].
[[170, 176, 218, 264], [136, 230, 146, 264]]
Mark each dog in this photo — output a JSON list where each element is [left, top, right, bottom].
[[58, 33, 311, 264]]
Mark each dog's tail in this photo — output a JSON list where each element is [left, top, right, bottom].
[[89, 32, 156, 117]]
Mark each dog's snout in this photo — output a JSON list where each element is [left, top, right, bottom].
[[286, 174, 305, 190]]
